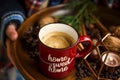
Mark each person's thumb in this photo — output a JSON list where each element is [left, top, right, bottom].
[[6, 24, 18, 41]]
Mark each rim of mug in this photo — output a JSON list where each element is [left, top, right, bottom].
[[38, 22, 79, 50]]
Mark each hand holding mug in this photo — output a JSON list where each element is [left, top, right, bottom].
[[5, 22, 18, 66], [6, 23, 18, 41]]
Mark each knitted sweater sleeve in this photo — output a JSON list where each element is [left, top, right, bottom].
[[0, 0, 26, 46]]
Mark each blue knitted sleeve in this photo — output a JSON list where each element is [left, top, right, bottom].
[[0, 11, 25, 46]]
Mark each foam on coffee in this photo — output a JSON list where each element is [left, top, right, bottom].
[[41, 31, 75, 49]]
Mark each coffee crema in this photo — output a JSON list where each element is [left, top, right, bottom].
[[41, 31, 75, 49]]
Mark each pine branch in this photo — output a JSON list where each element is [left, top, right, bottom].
[[58, 0, 98, 33]]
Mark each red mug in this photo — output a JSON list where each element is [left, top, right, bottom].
[[38, 23, 92, 78]]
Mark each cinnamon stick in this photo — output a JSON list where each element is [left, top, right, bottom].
[[78, 23, 87, 50], [81, 23, 87, 35], [92, 15, 109, 36], [78, 23, 98, 78], [84, 59, 97, 78]]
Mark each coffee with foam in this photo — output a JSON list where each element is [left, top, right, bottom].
[[41, 31, 75, 49]]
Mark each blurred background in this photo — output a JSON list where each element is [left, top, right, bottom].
[[0, 0, 120, 80]]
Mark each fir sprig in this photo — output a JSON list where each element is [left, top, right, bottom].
[[58, 0, 97, 33]]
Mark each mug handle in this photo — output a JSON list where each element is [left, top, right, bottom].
[[76, 35, 92, 58]]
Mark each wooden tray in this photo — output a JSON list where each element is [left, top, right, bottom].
[[7, 4, 120, 80], [9, 5, 78, 80]]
